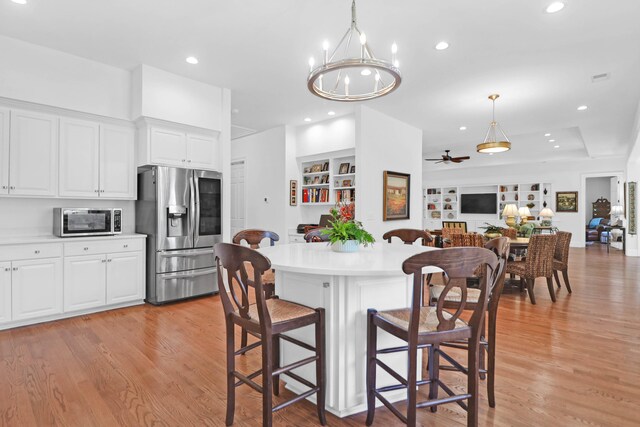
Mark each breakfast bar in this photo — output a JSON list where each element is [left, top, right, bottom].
[[259, 242, 440, 417]]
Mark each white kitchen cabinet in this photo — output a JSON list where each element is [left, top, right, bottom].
[[0, 262, 11, 323], [0, 108, 9, 196], [150, 127, 188, 167], [9, 110, 58, 196], [59, 118, 101, 198], [106, 251, 143, 304], [64, 254, 107, 312], [100, 125, 135, 199], [11, 257, 63, 321], [187, 133, 220, 170]]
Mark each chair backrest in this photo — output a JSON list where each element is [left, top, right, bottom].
[[522, 234, 558, 278], [500, 227, 517, 239], [402, 247, 498, 337], [318, 214, 333, 228], [382, 228, 433, 246], [484, 237, 511, 314], [441, 227, 465, 239], [553, 231, 572, 265], [446, 232, 484, 248], [442, 221, 467, 233], [215, 243, 273, 331], [232, 229, 280, 249], [304, 228, 330, 242]]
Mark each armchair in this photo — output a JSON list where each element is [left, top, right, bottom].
[[585, 218, 609, 242]]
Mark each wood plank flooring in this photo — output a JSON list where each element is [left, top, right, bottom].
[[0, 244, 638, 426]]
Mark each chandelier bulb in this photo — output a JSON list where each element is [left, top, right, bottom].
[[391, 43, 398, 54], [308, 57, 315, 71], [359, 33, 367, 45], [345, 75, 350, 85], [394, 60, 399, 68], [322, 40, 329, 51]]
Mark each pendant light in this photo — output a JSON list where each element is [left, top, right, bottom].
[[477, 94, 511, 153]]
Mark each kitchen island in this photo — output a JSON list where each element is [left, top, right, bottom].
[[258, 242, 440, 417]]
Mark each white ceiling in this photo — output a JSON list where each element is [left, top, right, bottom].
[[0, 0, 639, 168]]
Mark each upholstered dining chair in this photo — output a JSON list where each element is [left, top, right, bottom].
[[382, 228, 434, 246], [366, 247, 499, 427], [552, 231, 573, 293], [304, 228, 330, 242], [430, 237, 510, 408], [505, 234, 558, 304], [232, 229, 280, 353], [215, 243, 326, 427]]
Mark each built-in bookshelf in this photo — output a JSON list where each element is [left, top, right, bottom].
[[299, 150, 356, 206]]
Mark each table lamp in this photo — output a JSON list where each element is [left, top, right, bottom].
[[610, 205, 624, 226], [518, 206, 532, 224], [539, 207, 554, 226], [502, 204, 519, 228]]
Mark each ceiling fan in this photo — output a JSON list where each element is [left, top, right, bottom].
[[425, 150, 471, 164]]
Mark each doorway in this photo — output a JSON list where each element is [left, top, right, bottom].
[[582, 172, 624, 251], [230, 160, 246, 238]]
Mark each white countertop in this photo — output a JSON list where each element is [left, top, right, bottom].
[[259, 243, 441, 276], [0, 233, 147, 246]]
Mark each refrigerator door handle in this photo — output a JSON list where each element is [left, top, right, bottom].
[[194, 173, 201, 243], [189, 173, 197, 243], [160, 267, 217, 280], [158, 248, 214, 257]]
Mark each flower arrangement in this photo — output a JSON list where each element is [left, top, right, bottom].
[[321, 203, 375, 249], [479, 223, 503, 237]]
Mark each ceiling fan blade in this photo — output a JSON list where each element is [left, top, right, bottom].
[[451, 159, 463, 163], [451, 156, 470, 161], [435, 160, 444, 164], [424, 158, 442, 161]]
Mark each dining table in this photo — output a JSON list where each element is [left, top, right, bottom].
[[258, 242, 441, 418]]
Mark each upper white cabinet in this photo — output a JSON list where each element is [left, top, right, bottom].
[[139, 124, 221, 171], [59, 119, 135, 199], [9, 110, 58, 196], [0, 109, 9, 195]]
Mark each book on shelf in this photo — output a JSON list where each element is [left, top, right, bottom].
[[335, 189, 355, 203], [303, 188, 329, 204]]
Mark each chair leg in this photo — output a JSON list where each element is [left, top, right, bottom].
[[479, 321, 486, 381], [526, 278, 537, 304], [225, 321, 236, 426], [272, 334, 280, 396], [487, 311, 497, 408], [315, 309, 327, 426], [262, 334, 273, 427], [467, 338, 480, 427], [407, 342, 418, 427], [365, 310, 378, 427], [428, 344, 440, 413], [239, 328, 249, 355], [562, 269, 573, 294], [553, 270, 562, 288], [546, 277, 557, 302]]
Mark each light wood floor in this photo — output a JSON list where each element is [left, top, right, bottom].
[[0, 244, 638, 426]]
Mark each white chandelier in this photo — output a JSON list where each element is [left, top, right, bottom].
[[307, 0, 401, 102]]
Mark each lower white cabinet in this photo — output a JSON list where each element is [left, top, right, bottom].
[[64, 254, 107, 312], [106, 251, 143, 304], [0, 262, 11, 323], [11, 258, 63, 321]]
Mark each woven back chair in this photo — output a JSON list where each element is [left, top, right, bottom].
[[382, 228, 434, 246], [505, 234, 558, 304], [500, 227, 517, 239], [553, 231, 573, 293], [442, 221, 468, 233], [446, 232, 484, 248], [215, 243, 326, 426], [441, 227, 465, 240]]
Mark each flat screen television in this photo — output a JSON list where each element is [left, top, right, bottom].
[[460, 193, 497, 214]]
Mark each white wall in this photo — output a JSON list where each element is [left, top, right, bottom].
[[585, 177, 612, 221], [295, 116, 355, 158], [231, 126, 288, 240], [424, 157, 625, 247], [357, 106, 423, 241], [0, 35, 130, 120]]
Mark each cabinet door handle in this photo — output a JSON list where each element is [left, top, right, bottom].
[[10, 186, 15, 190], [123, 244, 128, 248], [182, 159, 186, 162], [1, 185, 6, 189], [107, 259, 112, 262], [95, 189, 99, 193], [187, 159, 192, 163], [101, 190, 105, 193], [34, 250, 40, 254], [4, 268, 9, 272], [84, 247, 89, 251], [102, 259, 106, 263], [12, 267, 18, 271]]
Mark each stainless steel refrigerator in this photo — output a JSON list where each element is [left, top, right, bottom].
[[136, 166, 222, 305]]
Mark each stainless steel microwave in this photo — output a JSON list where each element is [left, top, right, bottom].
[[53, 208, 122, 237]]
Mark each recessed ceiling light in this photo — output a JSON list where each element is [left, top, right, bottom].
[[577, 105, 588, 111], [360, 69, 372, 76], [544, 133, 551, 137], [328, 111, 336, 116], [435, 41, 449, 51], [546, 2, 565, 13], [548, 139, 556, 143], [459, 126, 467, 131], [186, 56, 199, 65], [11, 0, 27, 4], [554, 145, 560, 148], [304, 117, 312, 122]]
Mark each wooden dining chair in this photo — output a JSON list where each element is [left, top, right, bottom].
[[215, 243, 326, 427], [232, 229, 280, 352], [505, 234, 558, 304], [382, 228, 434, 246], [366, 247, 499, 427], [304, 228, 330, 242], [552, 231, 573, 293], [430, 237, 510, 408]]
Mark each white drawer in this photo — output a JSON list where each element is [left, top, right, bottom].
[[64, 238, 143, 257], [0, 243, 63, 261]]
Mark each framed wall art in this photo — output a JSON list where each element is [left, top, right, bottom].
[[383, 171, 410, 221], [556, 191, 578, 213], [629, 181, 637, 235], [289, 180, 297, 206]]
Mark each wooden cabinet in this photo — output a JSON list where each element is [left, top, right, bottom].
[[11, 258, 63, 321], [0, 108, 9, 196], [0, 262, 11, 323], [64, 254, 107, 312], [59, 120, 135, 199], [106, 251, 143, 304], [9, 110, 58, 196], [59, 118, 101, 197], [142, 125, 221, 171]]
